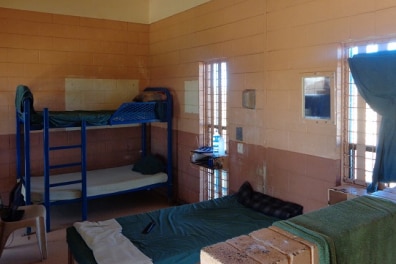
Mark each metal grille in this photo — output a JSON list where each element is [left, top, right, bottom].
[[203, 62, 228, 146], [200, 60, 228, 200], [342, 41, 396, 185], [110, 102, 158, 123], [205, 168, 228, 199]]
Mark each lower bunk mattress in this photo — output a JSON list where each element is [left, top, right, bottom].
[[28, 165, 168, 203], [66, 194, 280, 264]]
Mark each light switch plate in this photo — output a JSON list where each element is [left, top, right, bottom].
[[242, 89, 256, 109], [237, 143, 243, 154]]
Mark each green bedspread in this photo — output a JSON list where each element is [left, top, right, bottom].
[[273, 195, 396, 264], [67, 195, 278, 264], [15, 84, 114, 127]]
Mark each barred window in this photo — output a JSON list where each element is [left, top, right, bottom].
[[342, 41, 396, 186], [199, 61, 228, 200]]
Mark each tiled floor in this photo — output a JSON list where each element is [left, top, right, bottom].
[[0, 190, 171, 264]]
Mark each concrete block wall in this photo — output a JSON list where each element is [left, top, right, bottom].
[[0, 7, 149, 200], [3, 0, 396, 210], [149, 0, 396, 211]]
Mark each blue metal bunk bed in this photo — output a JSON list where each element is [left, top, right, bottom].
[[15, 85, 173, 231]]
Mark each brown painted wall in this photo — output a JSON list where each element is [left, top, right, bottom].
[[148, 0, 396, 211], [0, 7, 149, 201], [149, 0, 344, 211], [174, 130, 340, 212]]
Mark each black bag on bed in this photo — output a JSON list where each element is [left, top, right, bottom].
[[1, 181, 25, 222]]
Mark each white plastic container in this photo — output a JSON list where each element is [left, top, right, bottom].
[[213, 130, 225, 156], [218, 136, 225, 156], [213, 130, 220, 155]]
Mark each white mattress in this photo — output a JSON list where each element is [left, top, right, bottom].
[[29, 165, 168, 203]]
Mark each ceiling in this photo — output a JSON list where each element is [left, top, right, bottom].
[[0, 0, 210, 23]]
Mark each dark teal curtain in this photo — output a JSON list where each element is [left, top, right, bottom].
[[348, 50, 396, 192]]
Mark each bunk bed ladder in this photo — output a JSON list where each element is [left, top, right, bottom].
[[43, 109, 88, 231]]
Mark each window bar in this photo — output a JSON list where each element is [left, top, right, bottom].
[[201, 61, 229, 200], [343, 42, 384, 186]]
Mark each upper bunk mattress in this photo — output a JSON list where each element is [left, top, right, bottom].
[[15, 85, 169, 128], [29, 165, 168, 203]]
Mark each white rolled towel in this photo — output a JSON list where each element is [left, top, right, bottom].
[[74, 219, 152, 264]]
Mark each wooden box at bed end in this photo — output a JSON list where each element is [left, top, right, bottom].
[[200, 227, 316, 264]]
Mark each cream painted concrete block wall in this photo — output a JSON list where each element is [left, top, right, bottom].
[[65, 78, 139, 110], [149, 0, 267, 147], [265, 0, 396, 160], [4, 0, 396, 206], [150, 0, 396, 163]]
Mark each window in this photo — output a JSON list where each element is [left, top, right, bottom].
[[342, 40, 396, 186], [199, 60, 228, 200]]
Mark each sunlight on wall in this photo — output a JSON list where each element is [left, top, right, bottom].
[[65, 78, 139, 111], [184, 80, 199, 114]]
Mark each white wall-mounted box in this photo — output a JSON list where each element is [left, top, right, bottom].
[[328, 184, 367, 205]]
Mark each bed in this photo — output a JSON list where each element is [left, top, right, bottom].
[[273, 194, 396, 264], [15, 85, 173, 231], [66, 182, 304, 264], [199, 189, 396, 263]]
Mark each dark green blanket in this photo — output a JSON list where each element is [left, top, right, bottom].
[[273, 195, 396, 264], [36, 110, 114, 127], [15, 84, 114, 127], [67, 195, 278, 264], [15, 84, 34, 114]]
